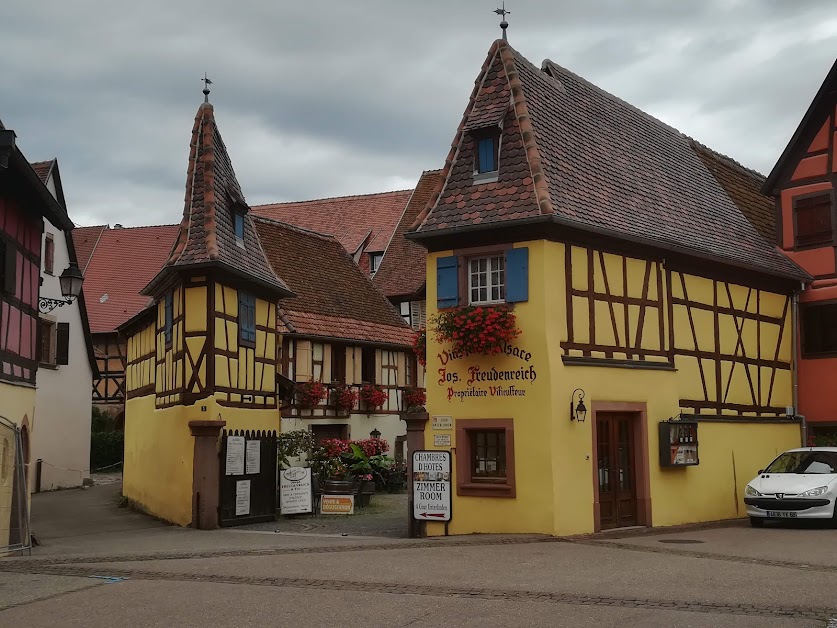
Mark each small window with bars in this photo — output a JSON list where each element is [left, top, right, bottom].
[[239, 292, 256, 346], [470, 430, 507, 483], [468, 255, 505, 305]]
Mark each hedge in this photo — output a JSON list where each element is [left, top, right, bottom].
[[90, 431, 124, 471]]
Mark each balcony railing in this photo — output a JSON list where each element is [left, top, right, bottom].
[[282, 382, 424, 418]]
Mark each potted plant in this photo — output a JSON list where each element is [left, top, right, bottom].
[[359, 383, 388, 412], [430, 305, 521, 356], [413, 328, 427, 367], [402, 387, 426, 412], [348, 442, 394, 506], [310, 438, 354, 495], [297, 380, 327, 408], [331, 384, 358, 415]]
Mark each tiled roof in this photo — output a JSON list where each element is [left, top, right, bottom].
[[147, 102, 290, 296], [76, 225, 179, 334], [690, 141, 776, 244], [72, 225, 107, 272], [252, 189, 412, 258], [254, 216, 413, 346], [29, 159, 54, 184], [373, 170, 442, 298], [413, 40, 807, 281]]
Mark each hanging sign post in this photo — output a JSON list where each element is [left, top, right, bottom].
[[412, 450, 452, 522]]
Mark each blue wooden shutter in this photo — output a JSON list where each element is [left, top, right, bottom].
[[240, 292, 256, 343], [436, 255, 459, 309], [505, 247, 529, 303]]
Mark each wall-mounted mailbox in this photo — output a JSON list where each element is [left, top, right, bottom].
[[659, 421, 699, 467]]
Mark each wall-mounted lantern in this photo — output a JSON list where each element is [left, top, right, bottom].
[[39, 261, 84, 313], [370, 428, 382, 439], [570, 388, 587, 422]]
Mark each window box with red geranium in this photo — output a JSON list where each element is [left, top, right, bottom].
[[297, 380, 327, 408], [430, 305, 521, 357], [413, 329, 427, 367], [331, 384, 359, 415], [402, 387, 426, 411], [359, 384, 388, 412]]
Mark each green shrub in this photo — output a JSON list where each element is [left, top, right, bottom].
[[91, 407, 116, 433], [90, 431, 124, 470]]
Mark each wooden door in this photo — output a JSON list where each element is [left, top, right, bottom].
[[596, 413, 638, 530]]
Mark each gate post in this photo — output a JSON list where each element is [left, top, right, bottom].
[[189, 420, 226, 530], [404, 411, 429, 538]]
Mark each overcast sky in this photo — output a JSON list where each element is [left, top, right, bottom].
[[1, 1, 835, 227]]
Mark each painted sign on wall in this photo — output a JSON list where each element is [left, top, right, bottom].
[[279, 467, 312, 514], [436, 342, 538, 403], [413, 450, 451, 522]]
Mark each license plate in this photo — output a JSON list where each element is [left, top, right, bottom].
[[767, 511, 797, 518]]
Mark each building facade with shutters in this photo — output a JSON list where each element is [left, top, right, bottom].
[[30, 159, 96, 490], [762, 58, 837, 439], [408, 39, 809, 536]]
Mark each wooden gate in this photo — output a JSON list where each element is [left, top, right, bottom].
[[218, 429, 277, 527]]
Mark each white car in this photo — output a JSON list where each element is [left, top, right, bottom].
[[744, 447, 837, 528]]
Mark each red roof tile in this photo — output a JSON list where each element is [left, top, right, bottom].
[[252, 189, 412, 259], [373, 170, 442, 298], [72, 225, 107, 273], [80, 225, 179, 333], [147, 102, 290, 296], [254, 217, 413, 346], [29, 159, 54, 184], [412, 40, 806, 281]]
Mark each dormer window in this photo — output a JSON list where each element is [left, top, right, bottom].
[[234, 211, 245, 244], [476, 136, 499, 174], [369, 251, 383, 275]]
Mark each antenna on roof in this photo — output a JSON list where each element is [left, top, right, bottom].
[[494, 2, 510, 41], [202, 73, 213, 103]]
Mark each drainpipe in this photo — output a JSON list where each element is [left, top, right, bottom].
[[792, 284, 806, 445]]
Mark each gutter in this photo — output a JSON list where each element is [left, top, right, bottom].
[[792, 283, 807, 445]]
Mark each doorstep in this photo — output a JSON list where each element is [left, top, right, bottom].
[[564, 518, 748, 542]]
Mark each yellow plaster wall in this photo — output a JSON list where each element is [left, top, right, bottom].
[[0, 382, 36, 548]]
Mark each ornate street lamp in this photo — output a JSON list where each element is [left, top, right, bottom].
[[570, 388, 587, 422], [370, 428, 382, 439], [39, 261, 84, 313]]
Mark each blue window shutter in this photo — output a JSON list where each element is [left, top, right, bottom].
[[505, 247, 529, 303], [239, 292, 256, 343], [436, 255, 459, 309]]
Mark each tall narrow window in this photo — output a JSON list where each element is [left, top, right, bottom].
[[476, 136, 499, 173], [399, 301, 411, 326], [369, 252, 383, 275], [234, 212, 245, 243], [239, 292, 256, 346], [39, 319, 56, 365], [361, 347, 376, 383], [332, 344, 346, 383], [795, 194, 833, 247], [283, 337, 296, 380], [164, 293, 173, 346], [381, 351, 398, 387], [802, 302, 837, 356], [312, 342, 325, 382], [468, 255, 505, 305], [44, 235, 54, 275]]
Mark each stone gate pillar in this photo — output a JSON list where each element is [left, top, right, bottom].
[[189, 420, 226, 530], [404, 411, 429, 538]]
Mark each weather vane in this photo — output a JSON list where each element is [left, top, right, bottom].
[[202, 73, 213, 103], [494, 2, 510, 41]]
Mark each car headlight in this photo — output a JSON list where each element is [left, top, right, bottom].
[[745, 485, 761, 497], [798, 486, 828, 498]]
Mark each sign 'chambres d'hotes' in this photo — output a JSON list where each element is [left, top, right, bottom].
[[412, 450, 451, 522]]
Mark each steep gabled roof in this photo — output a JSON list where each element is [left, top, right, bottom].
[[763, 57, 837, 194], [373, 169, 442, 299], [690, 141, 776, 244], [76, 225, 179, 334], [144, 102, 291, 297], [411, 40, 807, 282], [30, 159, 55, 184], [252, 189, 412, 258], [253, 216, 413, 347]]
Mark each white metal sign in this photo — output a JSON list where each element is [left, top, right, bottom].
[[279, 467, 313, 514], [412, 450, 452, 522], [431, 416, 453, 430]]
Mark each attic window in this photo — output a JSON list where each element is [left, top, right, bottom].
[[234, 212, 245, 244], [369, 251, 383, 275], [476, 136, 499, 174]]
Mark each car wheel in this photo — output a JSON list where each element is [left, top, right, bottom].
[[749, 516, 765, 528], [832, 503, 837, 530]]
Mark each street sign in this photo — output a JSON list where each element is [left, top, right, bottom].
[[412, 450, 452, 522]]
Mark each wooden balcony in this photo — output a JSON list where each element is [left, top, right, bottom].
[[281, 382, 424, 419]]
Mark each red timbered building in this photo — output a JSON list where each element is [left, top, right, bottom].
[[763, 57, 837, 437]]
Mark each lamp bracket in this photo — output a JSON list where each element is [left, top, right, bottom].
[[39, 296, 75, 314]]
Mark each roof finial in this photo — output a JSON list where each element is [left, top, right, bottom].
[[494, 2, 510, 41], [202, 73, 213, 103]]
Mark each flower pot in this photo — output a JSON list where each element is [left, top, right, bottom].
[[321, 478, 354, 495]]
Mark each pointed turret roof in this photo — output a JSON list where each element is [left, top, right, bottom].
[[143, 102, 292, 297], [409, 40, 807, 282]]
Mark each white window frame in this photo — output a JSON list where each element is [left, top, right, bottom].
[[370, 252, 383, 275], [468, 255, 505, 305]]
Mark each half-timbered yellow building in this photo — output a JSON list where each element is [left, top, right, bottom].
[[408, 40, 810, 536], [120, 98, 293, 525]]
